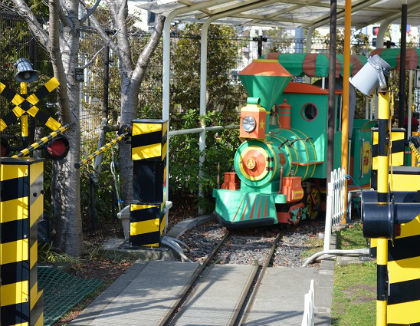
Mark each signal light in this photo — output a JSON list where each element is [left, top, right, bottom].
[[0, 137, 9, 157], [44, 136, 69, 160]]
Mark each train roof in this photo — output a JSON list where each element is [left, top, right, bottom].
[[283, 82, 343, 95]]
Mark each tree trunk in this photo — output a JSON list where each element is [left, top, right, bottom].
[[118, 84, 137, 203], [49, 3, 83, 256]]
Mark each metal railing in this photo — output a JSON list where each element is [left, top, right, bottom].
[[301, 279, 315, 326], [324, 167, 346, 251]]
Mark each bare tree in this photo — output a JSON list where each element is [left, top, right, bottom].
[[11, 0, 84, 256], [83, 0, 165, 203], [11, 0, 165, 255]]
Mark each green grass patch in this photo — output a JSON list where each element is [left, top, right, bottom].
[[332, 223, 376, 326], [336, 223, 368, 249]]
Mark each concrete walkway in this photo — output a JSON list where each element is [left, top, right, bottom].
[[70, 259, 333, 326]]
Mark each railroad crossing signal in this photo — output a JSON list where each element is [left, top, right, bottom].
[[0, 77, 62, 132]]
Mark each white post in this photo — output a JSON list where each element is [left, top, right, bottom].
[[198, 21, 211, 214], [306, 27, 314, 53], [324, 181, 333, 251]]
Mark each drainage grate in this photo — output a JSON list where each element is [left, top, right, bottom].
[[38, 266, 103, 326]]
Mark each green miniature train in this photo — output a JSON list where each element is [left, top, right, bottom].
[[213, 59, 373, 228]]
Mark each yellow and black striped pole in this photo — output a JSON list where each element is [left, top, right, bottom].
[[20, 82, 29, 148], [0, 158, 44, 326], [75, 129, 130, 168], [376, 91, 390, 326], [12, 124, 69, 158], [130, 119, 168, 247]]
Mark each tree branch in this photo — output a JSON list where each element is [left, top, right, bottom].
[[131, 15, 165, 88], [49, 0, 71, 123], [79, 0, 119, 53], [80, 45, 105, 69], [80, 0, 102, 24], [57, 0, 73, 27], [11, 0, 49, 49]]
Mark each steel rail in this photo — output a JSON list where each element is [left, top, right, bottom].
[[234, 232, 282, 326], [159, 231, 231, 326]]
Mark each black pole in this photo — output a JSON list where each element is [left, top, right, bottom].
[[89, 174, 96, 231], [102, 35, 110, 125], [327, 0, 337, 183], [253, 35, 267, 58], [399, 2, 407, 128]]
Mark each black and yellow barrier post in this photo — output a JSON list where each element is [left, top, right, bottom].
[[376, 91, 390, 326], [130, 119, 167, 247], [0, 158, 44, 326]]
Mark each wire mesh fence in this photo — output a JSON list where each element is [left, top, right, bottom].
[[38, 266, 103, 326]]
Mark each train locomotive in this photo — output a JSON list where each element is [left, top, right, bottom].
[[213, 59, 373, 228]]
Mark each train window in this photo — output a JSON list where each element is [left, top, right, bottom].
[[301, 103, 318, 121]]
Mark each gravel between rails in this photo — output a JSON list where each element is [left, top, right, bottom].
[[179, 219, 325, 267]]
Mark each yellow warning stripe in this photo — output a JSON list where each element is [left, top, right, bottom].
[[10, 322, 29, 326], [0, 280, 29, 306], [0, 118, 6, 131], [30, 281, 42, 310], [30, 161, 43, 185], [27, 105, 39, 118], [132, 143, 161, 160], [11, 94, 25, 107], [130, 218, 160, 236], [132, 123, 162, 136], [45, 77, 60, 92], [1, 239, 29, 264], [30, 195, 43, 228], [0, 164, 28, 181], [162, 122, 168, 137], [12, 105, 26, 118], [387, 300, 420, 324], [131, 204, 158, 211], [34, 311, 44, 326], [162, 142, 168, 161], [0, 197, 29, 223], [26, 93, 39, 106], [397, 215, 420, 238], [45, 117, 61, 131], [30, 240, 38, 270], [0, 82, 5, 94], [388, 256, 420, 284], [160, 213, 166, 235]]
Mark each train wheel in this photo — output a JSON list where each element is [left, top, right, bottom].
[[307, 188, 321, 220]]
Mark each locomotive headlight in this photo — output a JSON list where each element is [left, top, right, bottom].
[[242, 116, 256, 132]]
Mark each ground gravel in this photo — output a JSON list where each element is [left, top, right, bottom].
[[179, 220, 325, 267]]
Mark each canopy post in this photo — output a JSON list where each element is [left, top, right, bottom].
[[340, 0, 351, 224], [198, 20, 211, 214], [376, 18, 393, 49], [306, 27, 314, 53]]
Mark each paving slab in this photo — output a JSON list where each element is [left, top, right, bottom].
[[70, 261, 199, 326], [174, 264, 256, 326], [243, 267, 332, 326]]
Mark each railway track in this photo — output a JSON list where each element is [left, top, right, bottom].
[[159, 230, 282, 326]]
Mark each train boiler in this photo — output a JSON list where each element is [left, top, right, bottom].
[[213, 59, 372, 228]]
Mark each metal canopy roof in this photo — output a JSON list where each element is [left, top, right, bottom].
[[130, 0, 420, 29]]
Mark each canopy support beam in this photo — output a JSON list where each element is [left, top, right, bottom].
[[327, 0, 337, 184], [398, 0, 407, 129]]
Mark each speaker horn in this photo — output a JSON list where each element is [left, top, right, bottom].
[[350, 54, 391, 96], [14, 58, 39, 83]]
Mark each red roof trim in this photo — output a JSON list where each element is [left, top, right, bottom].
[[284, 82, 342, 95]]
